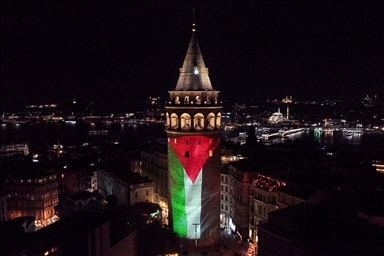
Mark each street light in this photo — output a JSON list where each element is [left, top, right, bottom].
[[193, 223, 199, 247]]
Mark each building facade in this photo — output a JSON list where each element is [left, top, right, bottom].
[[227, 163, 256, 240], [90, 168, 154, 206], [249, 174, 286, 245], [132, 145, 170, 224], [4, 169, 59, 228], [165, 22, 223, 246], [0, 142, 30, 156], [220, 171, 231, 229]]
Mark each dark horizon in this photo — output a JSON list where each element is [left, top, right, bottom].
[[1, 1, 383, 104]]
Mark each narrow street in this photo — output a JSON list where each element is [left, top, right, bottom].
[[220, 228, 251, 256], [178, 229, 251, 256]]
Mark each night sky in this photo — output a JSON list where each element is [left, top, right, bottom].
[[1, 1, 383, 103]]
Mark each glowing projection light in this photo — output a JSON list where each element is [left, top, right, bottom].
[[168, 135, 219, 239], [194, 66, 199, 74]]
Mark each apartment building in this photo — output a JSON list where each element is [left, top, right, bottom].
[[134, 145, 169, 224], [3, 165, 59, 228], [90, 165, 154, 206]]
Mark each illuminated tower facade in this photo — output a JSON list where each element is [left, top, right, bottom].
[[165, 20, 222, 246]]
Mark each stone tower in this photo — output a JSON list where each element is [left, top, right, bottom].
[[165, 18, 223, 246]]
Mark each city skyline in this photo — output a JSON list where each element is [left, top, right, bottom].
[[1, 1, 383, 103]]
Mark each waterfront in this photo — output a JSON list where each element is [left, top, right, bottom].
[[223, 126, 384, 157], [1, 122, 383, 156], [0, 122, 166, 153]]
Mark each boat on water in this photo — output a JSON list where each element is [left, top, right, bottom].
[[344, 131, 353, 137], [88, 130, 109, 135], [224, 125, 235, 130]]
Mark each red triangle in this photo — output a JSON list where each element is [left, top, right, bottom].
[[170, 136, 219, 183]]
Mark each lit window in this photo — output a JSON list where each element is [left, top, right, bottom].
[[209, 150, 213, 157]]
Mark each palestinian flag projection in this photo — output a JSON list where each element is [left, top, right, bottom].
[[168, 135, 219, 239]]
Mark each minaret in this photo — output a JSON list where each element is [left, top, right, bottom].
[[165, 12, 222, 247], [282, 95, 293, 119]]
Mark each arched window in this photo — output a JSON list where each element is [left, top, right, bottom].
[[196, 96, 201, 104], [165, 113, 170, 128], [207, 112, 215, 130], [175, 96, 180, 104], [185, 151, 189, 158], [180, 113, 191, 130], [170, 113, 178, 130], [184, 96, 189, 104], [216, 112, 222, 128], [194, 113, 205, 130], [186, 140, 188, 144]]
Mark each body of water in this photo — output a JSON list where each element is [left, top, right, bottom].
[[1, 123, 383, 156], [1, 122, 166, 153]]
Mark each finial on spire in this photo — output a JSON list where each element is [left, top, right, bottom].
[[192, 8, 196, 32]]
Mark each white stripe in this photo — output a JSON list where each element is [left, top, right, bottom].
[[184, 168, 202, 239]]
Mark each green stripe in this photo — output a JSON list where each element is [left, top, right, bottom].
[[168, 146, 187, 237]]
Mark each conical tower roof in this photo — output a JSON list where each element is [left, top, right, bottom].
[[174, 29, 213, 91]]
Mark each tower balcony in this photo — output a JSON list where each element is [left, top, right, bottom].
[[165, 98, 223, 107]]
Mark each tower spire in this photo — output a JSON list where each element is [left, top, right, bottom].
[[192, 8, 196, 32]]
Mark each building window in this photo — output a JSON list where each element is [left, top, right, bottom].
[[186, 140, 188, 144], [209, 150, 213, 157], [185, 151, 189, 158]]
